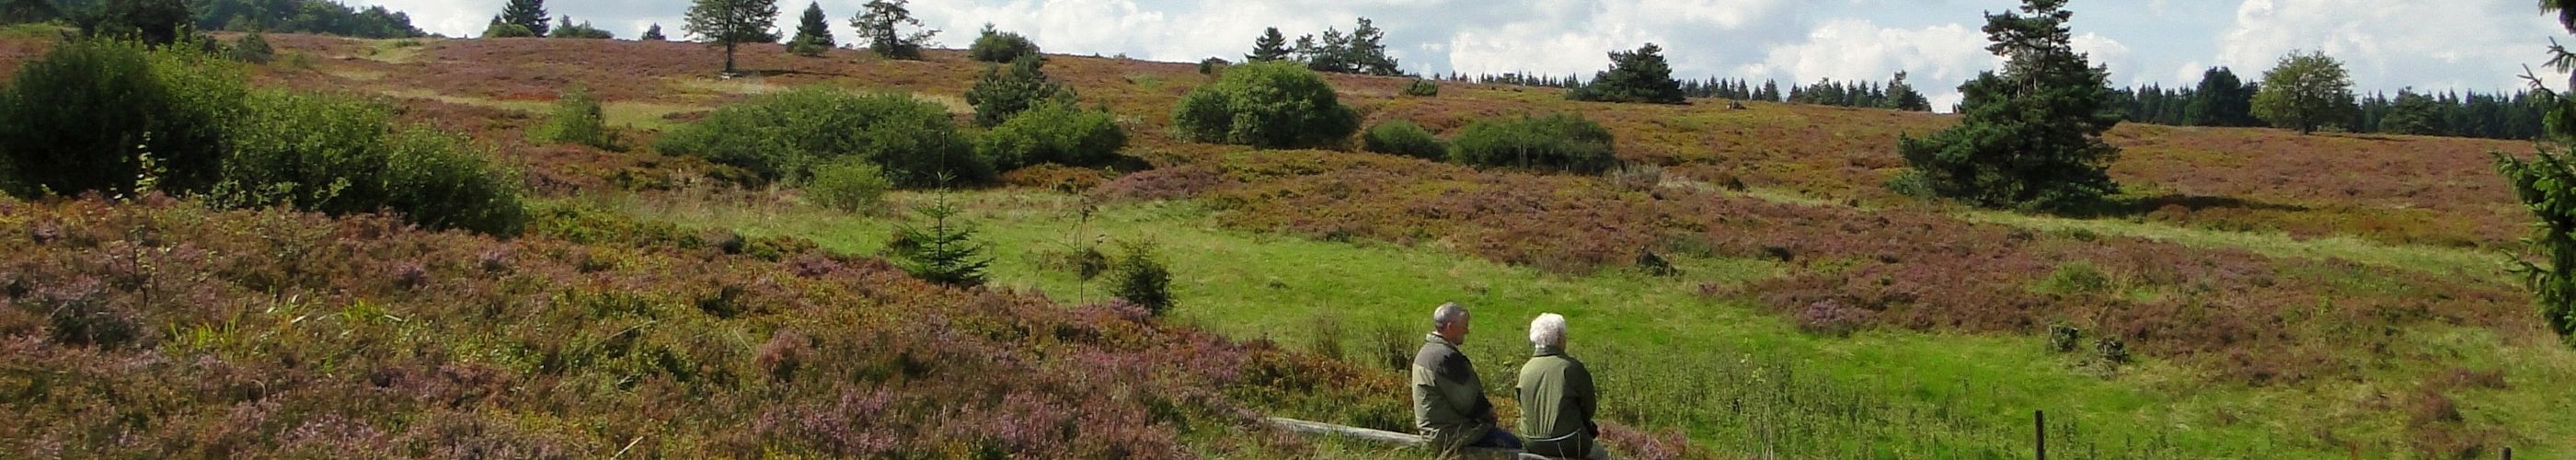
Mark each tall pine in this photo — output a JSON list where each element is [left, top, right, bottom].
[[500, 0, 546, 37], [792, 1, 833, 48], [1894, 0, 2122, 211], [1247, 27, 1291, 62], [851, 0, 937, 60]]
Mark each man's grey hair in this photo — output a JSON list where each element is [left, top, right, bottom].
[[1432, 303, 1470, 328], [1529, 313, 1566, 348]]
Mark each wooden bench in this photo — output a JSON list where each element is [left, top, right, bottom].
[[1262, 417, 1559, 460]]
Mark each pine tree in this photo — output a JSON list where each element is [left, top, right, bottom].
[[1569, 43, 1685, 104], [684, 0, 779, 75], [850, 0, 937, 60], [1345, 17, 1400, 75], [889, 191, 990, 288], [1247, 27, 1291, 62], [500, 0, 546, 37], [1888, 71, 1931, 111], [965, 54, 1068, 127], [1894, 0, 2122, 211], [792, 1, 832, 48], [640, 23, 665, 40]]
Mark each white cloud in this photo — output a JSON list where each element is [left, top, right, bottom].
[[1745, 18, 1995, 110], [2218, 0, 2555, 93]]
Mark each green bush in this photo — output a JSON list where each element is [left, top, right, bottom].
[[482, 22, 535, 38], [1360, 120, 1443, 160], [967, 23, 1037, 63], [965, 54, 1066, 127], [805, 156, 891, 213], [0, 39, 244, 198], [977, 100, 1124, 170], [214, 91, 526, 236], [227, 29, 272, 63], [788, 36, 828, 57], [656, 86, 987, 188], [1401, 79, 1438, 97], [1110, 240, 1173, 316], [538, 86, 617, 151], [1169, 61, 1358, 149], [1447, 113, 1616, 174]]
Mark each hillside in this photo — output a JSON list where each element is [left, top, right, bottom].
[[3, 29, 2570, 458]]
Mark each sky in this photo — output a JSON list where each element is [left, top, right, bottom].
[[357, 0, 2570, 110]]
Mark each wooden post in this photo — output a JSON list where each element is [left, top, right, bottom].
[[2034, 409, 2047, 460], [2504, 446, 2513, 460]]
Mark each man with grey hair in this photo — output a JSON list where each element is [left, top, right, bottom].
[[1413, 302, 1519, 454], [1517, 313, 1610, 459]]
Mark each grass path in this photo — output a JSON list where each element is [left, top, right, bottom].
[[615, 189, 2572, 458]]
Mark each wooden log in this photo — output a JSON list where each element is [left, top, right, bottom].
[[1260, 417, 1547, 460]]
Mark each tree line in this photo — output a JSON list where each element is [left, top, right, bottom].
[[1, 0, 423, 39]]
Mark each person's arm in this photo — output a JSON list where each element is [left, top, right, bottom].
[[1575, 362, 1599, 437]]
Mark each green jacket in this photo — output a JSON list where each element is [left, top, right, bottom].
[[1412, 333, 1499, 453], [1516, 345, 1598, 458]]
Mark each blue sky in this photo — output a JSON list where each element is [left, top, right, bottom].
[[357, 0, 2569, 109]]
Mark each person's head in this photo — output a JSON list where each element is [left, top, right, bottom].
[[1432, 302, 1471, 344], [1529, 313, 1567, 349]]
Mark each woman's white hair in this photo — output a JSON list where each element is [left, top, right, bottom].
[[1529, 313, 1566, 348]]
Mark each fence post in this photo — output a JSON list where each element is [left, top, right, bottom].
[[2034, 409, 2046, 460], [2504, 446, 2513, 460]]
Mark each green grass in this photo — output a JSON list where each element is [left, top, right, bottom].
[[600, 188, 2576, 458]]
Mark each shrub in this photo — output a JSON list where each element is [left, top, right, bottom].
[[1110, 240, 1173, 316], [227, 29, 272, 63], [888, 192, 990, 287], [967, 23, 1038, 63], [1400, 79, 1438, 97], [1607, 163, 1663, 192], [788, 36, 827, 57], [0, 39, 244, 198], [1360, 121, 1443, 160], [548, 17, 614, 39], [1795, 299, 1869, 337], [538, 86, 617, 151], [2048, 322, 2083, 353], [976, 100, 1125, 170], [805, 156, 891, 213], [1447, 113, 1616, 174], [656, 86, 987, 188], [964, 54, 1068, 127], [1169, 61, 1358, 149], [215, 91, 526, 236], [1197, 57, 1225, 75], [482, 22, 535, 38]]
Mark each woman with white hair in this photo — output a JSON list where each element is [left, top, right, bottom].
[[1516, 313, 1611, 460]]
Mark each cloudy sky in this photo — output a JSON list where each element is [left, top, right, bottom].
[[359, 0, 2568, 109]]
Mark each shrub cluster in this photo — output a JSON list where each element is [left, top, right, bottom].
[[214, 91, 528, 236], [976, 100, 1125, 170], [1359, 121, 1443, 161], [0, 40, 525, 236], [0, 40, 242, 197], [656, 86, 986, 188], [967, 23, 1038, 63], [227, 29, 273, 63], [1400, 79, 1438, 97], [1170, 61, 1357, 149], [1448, 113, 1617, 174]]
